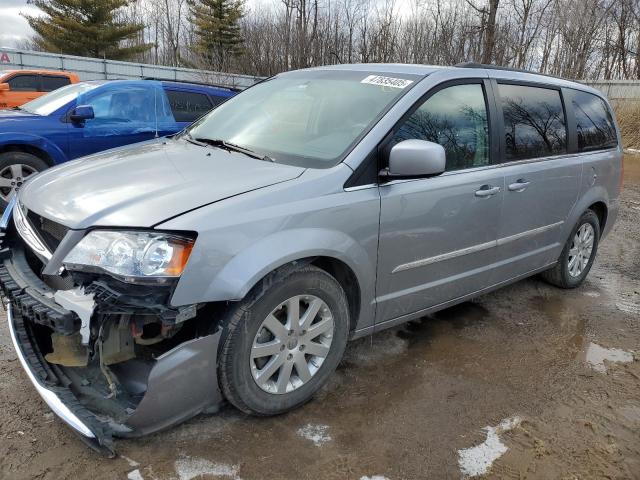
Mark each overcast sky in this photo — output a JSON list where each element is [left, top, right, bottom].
[[0, 0, 414, 49], [0, 0, 38, 48]]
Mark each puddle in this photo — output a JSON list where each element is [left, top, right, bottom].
[[297, 424, 332, 446], [174, 457, 241, 480], [585, 342, 634, 373], [616, 299, 640, 315], [458, 416, 522, 478], [344, 330, 408, 367], [430, 302, 489, 330]]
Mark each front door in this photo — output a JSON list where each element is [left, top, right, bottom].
[[376, 81, 504, 325], [68, 83, 174, 159]]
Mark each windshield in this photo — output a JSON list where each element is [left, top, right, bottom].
[[187, 70, 420, 168], [20, 82, 101, 116]]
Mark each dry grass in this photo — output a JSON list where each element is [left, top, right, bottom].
[[613, 101, 640, 149]]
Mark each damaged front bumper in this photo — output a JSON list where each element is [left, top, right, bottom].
[[6, 301, 115, 454], [1, 241, 224, 456]]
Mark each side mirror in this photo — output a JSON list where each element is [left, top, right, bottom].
[[381, 139, 446, 179], [70, 105, 95, 122], [0, 83, 9, 92]]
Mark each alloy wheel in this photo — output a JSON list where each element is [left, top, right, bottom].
[[0, 164, 39, 203], [568, 223, 595, 277], [250, 295, 334, 394]]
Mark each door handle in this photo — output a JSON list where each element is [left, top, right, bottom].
[[508, 179, 531, 192], [475, 185, 501, 197]]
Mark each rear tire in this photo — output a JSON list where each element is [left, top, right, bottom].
[[218, 264, 350, 416], [0, 152, 48, 208], [541, 210, 600, 289]]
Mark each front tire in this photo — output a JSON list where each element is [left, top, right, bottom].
[[218, 265, 350, 416], [541, 210, 600, 288], [0, 152, 48, 208]]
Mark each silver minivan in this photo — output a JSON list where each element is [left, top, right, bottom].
[[1, 63, 622, 455]]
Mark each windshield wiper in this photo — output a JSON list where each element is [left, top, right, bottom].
[[183, 132, 208, 147], [193, 137, 275, 162]]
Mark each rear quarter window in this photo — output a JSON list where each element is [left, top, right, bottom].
[[571, 91, 617, 151], [41, 75, 71, 92], [209, 94, 230, 107], [498, 83, 567, 161], [166, 90, 213, 122]]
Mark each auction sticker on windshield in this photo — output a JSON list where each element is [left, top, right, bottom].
[[361, 75, 413, 89]]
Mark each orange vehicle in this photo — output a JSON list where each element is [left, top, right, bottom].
[[0, 69, 80, 109]]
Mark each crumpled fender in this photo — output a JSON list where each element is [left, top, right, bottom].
[[0, 132, 67, 164]]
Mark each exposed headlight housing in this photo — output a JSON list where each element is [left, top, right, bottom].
[[63, 231, 195, 283]]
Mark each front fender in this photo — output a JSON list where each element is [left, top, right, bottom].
[[172, 227, 374, 306], [0, 132, 67, 164]]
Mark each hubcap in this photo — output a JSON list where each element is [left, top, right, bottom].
[[250, 295, 334, 394], [0, 164, 39, 203], [568, 223, 595, 277]]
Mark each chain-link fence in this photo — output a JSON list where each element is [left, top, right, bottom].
[[584, 81, 640, 150]]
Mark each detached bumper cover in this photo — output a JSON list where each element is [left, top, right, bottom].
[[1, 242, 224, 456], [6, 302, 116, 455]]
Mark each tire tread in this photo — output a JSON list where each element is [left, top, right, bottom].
[[217, 263, 348, 416]]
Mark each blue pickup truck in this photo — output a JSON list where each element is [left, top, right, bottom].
[[0, 79, 236, 206]]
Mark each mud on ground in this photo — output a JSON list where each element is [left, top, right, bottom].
[[1, 157, 639, 480]]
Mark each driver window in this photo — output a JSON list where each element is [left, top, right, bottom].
[[84, 87, 156, 123], [393, 84, 490, 171]]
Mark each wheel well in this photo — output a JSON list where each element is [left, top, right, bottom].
[[588, 202, 608, 231], [310, 257, 361, 334], [0, 144, 54, 167]]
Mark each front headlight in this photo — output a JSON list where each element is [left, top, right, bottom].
[[63, 231, 195, 282]]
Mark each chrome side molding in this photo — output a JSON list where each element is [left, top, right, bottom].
[[496, 221, 564, 246], [392, 221, 564, 274], [392, 240, 495, 273]]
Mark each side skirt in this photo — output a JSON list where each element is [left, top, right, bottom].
[[351, 262, 557, 338]]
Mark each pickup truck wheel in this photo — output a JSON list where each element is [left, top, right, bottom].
[[218, 265, 350, 416], [0, 152, 48, 207], [541, 210, 600, 289]]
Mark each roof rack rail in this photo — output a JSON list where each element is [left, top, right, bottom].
[[454, 62, 567, 81], [142, 77, 241, 92]]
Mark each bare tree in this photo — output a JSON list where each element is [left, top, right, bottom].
[[84, 0, 640, 80]]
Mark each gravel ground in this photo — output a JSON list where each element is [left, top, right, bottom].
[[1, 156, 639, 480]]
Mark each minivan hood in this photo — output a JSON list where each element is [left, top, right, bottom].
[[20, 139, 305, 229]]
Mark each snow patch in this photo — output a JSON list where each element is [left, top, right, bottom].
[[586, 342, 634, 373], [174, 457, 241, 480], [297, 424, 332, 446], [458, 416, 522, 478], [121, 455, 140, 467], [127, 469, 144, 480], [360, 476, 391, 480], [583, 291, 600, 298]]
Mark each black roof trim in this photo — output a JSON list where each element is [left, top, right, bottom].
[[454, 62, 571, 82], [143, 77, 240, 92]]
